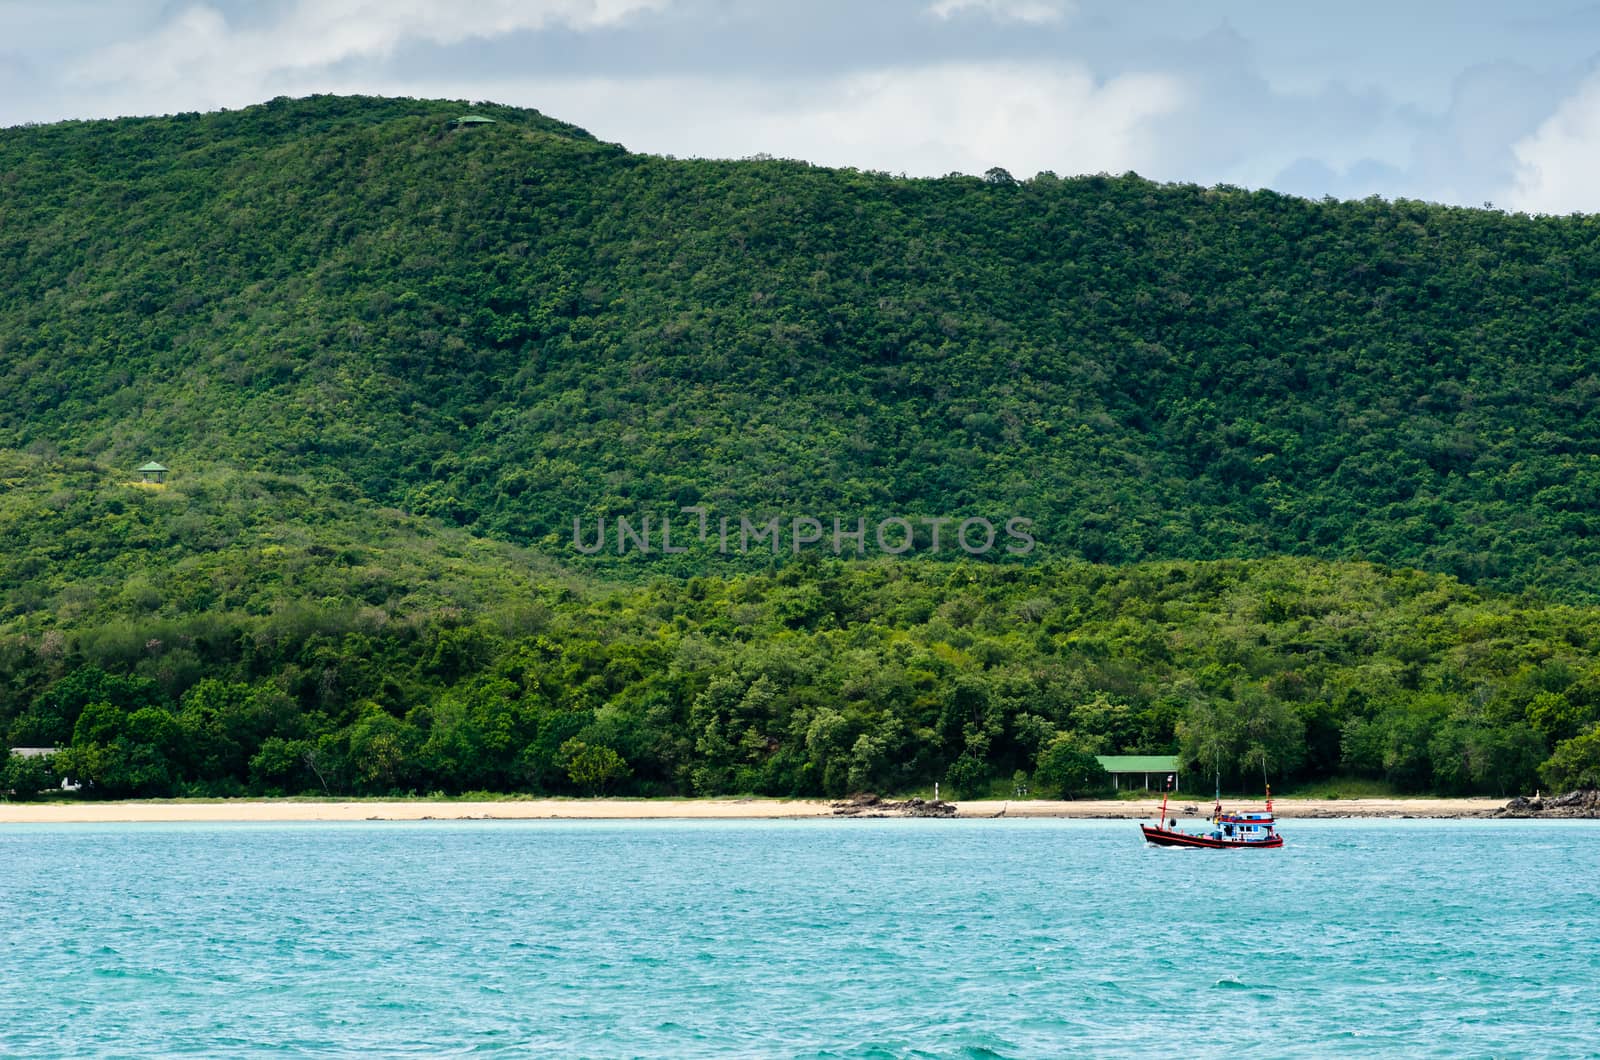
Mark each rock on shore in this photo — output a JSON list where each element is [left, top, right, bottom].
[[831, 793, 957, 818], [1496, 789, 1600, 818]]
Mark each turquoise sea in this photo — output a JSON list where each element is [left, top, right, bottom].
[[1, 818, 1596, 1058]]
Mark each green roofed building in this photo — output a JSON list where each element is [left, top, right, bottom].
[[1095, 755, 1180, 791], [137, 461, 169, 483], [448, 115, 498, 128]]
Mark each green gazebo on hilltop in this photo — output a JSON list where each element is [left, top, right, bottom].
[[137, 461, 169, 483], [448, 115, 498, 128]]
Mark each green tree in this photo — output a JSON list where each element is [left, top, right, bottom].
[[1177, 695, 1240, 789], [16, 667, 161, 746], [1238, 693, 1306, 789], [1527, 691, 1594, 745], [560, 738, 630, 794], [2, 753, 59, 800], [179, 679, 294, 783], [346, 705, 418, 793], [1033, 733, 1109, 797], [1539, 725, 1600, 793], [943, 753, 990, 798], [249, 737, 318, 794]]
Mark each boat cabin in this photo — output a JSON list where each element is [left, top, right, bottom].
[[1211, 809, 1276, 842]]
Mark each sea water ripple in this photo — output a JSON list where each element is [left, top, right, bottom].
[[1, 818, 1596, 1057]]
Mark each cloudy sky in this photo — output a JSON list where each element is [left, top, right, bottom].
[[5, 0, 1600, 212]]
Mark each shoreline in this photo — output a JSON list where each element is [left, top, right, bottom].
[[0, 795, 1511, 824]]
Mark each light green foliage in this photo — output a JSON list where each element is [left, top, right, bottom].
[[560, 738, 630, 794], [348, 704, 418, 791], [1, 752, 59, 800], [1539, 726, 1600, 792]]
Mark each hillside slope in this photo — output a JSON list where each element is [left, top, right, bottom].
[[2, 451, 1596, 801], [5, 95, 1600, 592]]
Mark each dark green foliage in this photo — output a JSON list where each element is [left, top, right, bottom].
[[943, 754, 991, 800], [1034, 733, 1109, 796], [5, 96, 1600, 594], [1, 470, 1589, 799], [14, 666, 160, 746]]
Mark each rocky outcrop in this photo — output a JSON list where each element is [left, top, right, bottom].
[[831, 793, 957, 818], [1496, 789, 1600, 818]]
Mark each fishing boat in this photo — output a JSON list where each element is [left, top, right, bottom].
[[1140, 775, 1282, 849]]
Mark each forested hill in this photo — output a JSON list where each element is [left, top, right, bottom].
[[5, 95, 1600, 592], [7, 95, 1600, 801]]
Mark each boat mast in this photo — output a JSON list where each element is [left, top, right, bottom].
[[1158, 773, 1172, 829]]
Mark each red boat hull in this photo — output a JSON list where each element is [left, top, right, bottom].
[[1141, 824, 1282, 849]]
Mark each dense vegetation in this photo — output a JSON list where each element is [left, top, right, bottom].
[[2, 455, 1598, 800], [3, 96, 1599, 798], [7, 95, 1600, 592]]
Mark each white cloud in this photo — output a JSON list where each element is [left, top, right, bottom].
[[769, 63, 1179, 177], [54, 6, 1180, 183], [414, 62, 1181, 179], [66, 0, 666, 107], [1505, 72, 1600, 214], [925, 0, 1076, 26]]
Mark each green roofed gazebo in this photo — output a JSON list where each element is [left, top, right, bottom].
[[448, 115, 498, 128], [1095, 755, 1180, 792], [137, 461, 169, 483]]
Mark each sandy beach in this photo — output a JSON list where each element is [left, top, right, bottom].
[[966, 797, 1508, 819], [0, 795, 1508, 824]]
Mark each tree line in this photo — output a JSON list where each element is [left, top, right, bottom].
[[5, 538, 1597, 800]]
